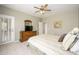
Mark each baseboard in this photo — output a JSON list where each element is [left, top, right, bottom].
[[0, 40, 18, 45]]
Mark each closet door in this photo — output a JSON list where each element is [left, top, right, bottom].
[[0, 15, 15, 45], [2, 17, 8, 43], [38, 22, 48, 35], [38, 22, 44, 35], [9, 17, 15, 42], [0, 17, 3, 44]]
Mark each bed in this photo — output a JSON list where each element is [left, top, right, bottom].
[[27, 34, 74, 55]]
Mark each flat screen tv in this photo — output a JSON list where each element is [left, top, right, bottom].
[[25, 26, 33, 31]]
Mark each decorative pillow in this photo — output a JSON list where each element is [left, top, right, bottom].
[[62, 35, 77, 50], [70, 27, 79, 35], [62, 28, 79, 50], [58, 34, 66, 42], [70, 34, 79, 54], [62, 33, 72, 47]]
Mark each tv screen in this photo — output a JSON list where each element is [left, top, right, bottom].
[[25, 26, 33, 31]]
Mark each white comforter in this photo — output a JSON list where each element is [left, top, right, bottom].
[[28, 34, 73, 55]]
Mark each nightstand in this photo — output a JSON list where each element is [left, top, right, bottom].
[[20, 31, 36, 42]]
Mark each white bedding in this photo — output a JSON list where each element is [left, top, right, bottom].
[[28, 34, 74, 55]]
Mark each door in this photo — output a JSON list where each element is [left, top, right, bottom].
[[0, 15, 15, 45], [0, 17, 3, 44]]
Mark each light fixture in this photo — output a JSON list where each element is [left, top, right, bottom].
[[40, 10, 45, 14], [34, 4, 51, 14]]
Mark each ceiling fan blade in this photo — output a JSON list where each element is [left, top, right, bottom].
[[47, 9, 51, 11], [45, 4, 48, 7], [34, 7, 40, 9], [45, 9, 51, 11], [35, 10, 39, 13]]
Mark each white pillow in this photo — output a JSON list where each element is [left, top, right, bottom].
[[70, 28, 79, 34], [62, 27, 79, 50], [62, 33, 72, 46], [70, 34, 79, 54], [63, 35, 77, 50]]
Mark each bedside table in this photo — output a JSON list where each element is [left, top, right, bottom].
[[20, 31, 36, 42]]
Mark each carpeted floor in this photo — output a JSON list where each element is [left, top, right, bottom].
[[0, 41, 42, 55]]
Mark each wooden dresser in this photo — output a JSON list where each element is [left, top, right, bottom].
[[20, 31, 36, 42]]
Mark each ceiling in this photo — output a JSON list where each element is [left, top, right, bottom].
[[1, 4, 79, 18]]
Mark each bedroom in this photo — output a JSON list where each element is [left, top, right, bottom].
[[0, 4, 79, 55]]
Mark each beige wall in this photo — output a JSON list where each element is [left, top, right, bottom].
[[0, 5, 40, 41], [42, 8, 79, 35]]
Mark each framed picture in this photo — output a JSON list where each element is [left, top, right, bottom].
[[54, 20, 62, 28]]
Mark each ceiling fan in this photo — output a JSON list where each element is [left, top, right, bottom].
[[34, 4, 51, 14]]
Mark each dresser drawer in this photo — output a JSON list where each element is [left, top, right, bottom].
[[20, 36, 29, 42], [23, 31, 36, 35], [20, 31, 36, 42]]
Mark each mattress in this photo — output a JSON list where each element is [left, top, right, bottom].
[[28, 34, 74, 55]]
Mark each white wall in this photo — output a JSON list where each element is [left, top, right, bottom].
[[78, 8, 79, 28], [0, 5, 79, 41], [0, 5, 40, 41], [42, 8, 79, 35]]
